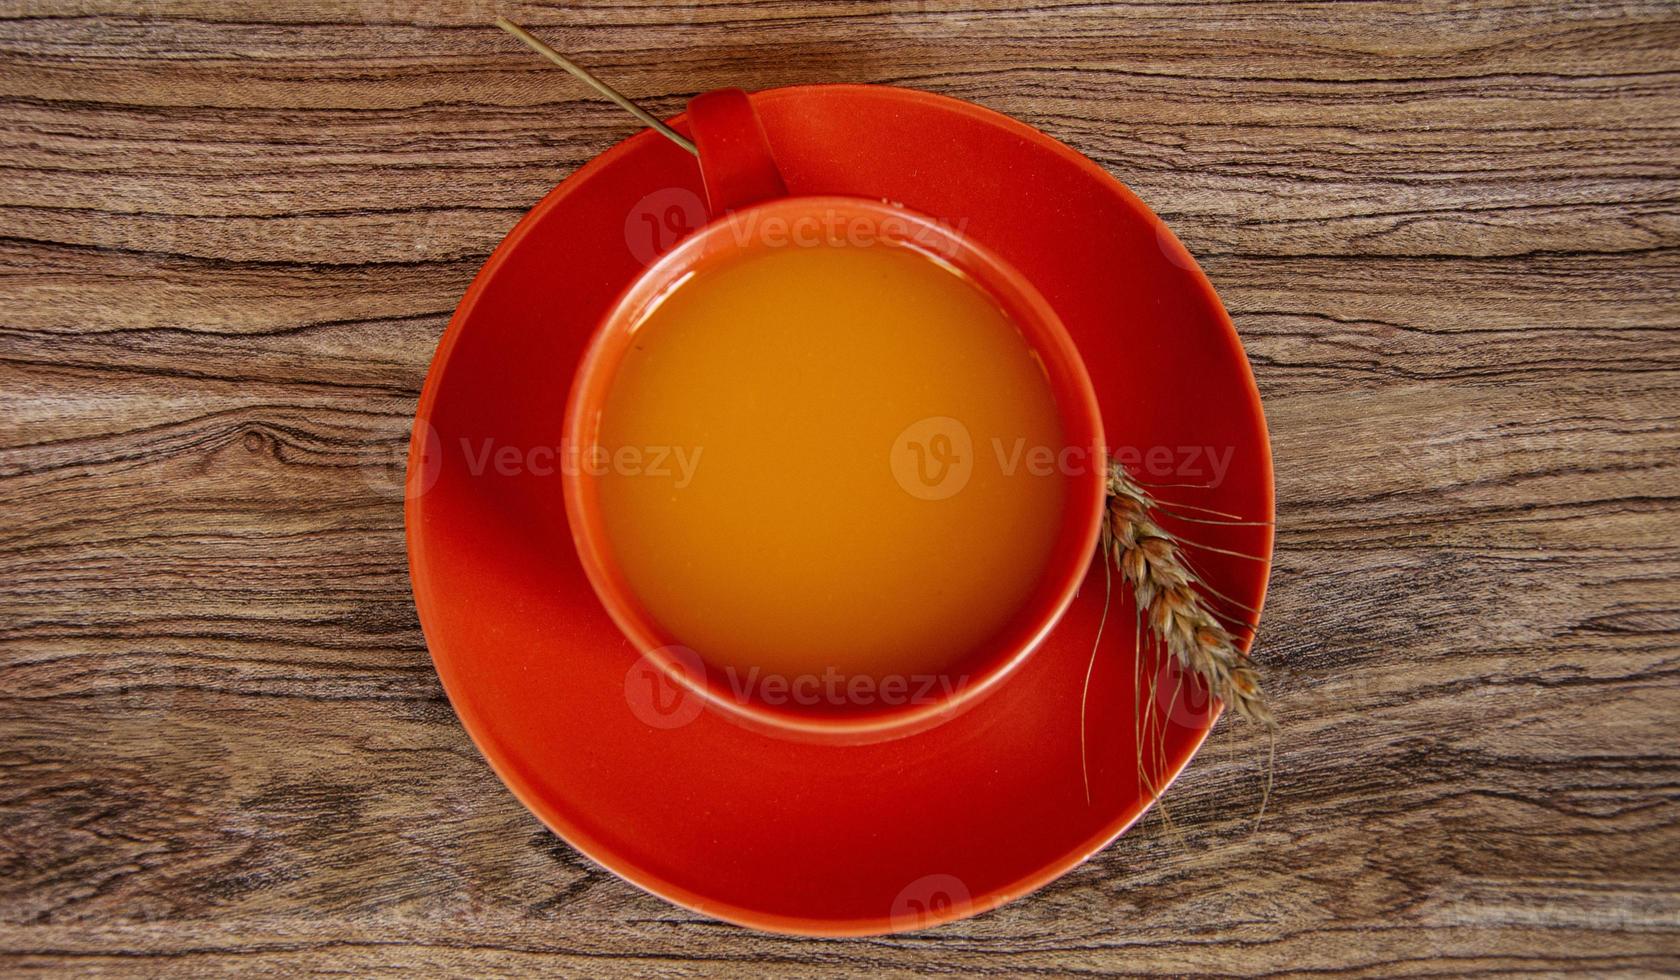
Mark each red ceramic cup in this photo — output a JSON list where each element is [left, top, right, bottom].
[[562, 89, 1106, 743]]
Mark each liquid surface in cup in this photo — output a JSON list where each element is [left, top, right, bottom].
[[594, 239, 1069, 687]]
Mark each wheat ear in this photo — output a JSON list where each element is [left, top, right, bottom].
[[1102, 461, 1275, 729]]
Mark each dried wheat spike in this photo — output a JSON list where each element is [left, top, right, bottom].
[[1103, 462, 1275, 728]]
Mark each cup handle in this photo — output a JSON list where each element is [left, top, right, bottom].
[[687, 88, 788, 216]]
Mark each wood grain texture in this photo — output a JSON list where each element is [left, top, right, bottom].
[[2, 0, 1678, 975]]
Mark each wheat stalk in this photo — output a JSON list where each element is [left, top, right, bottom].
[[1102, 461, 1275, 729]]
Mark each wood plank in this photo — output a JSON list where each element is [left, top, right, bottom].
[[1, 0, 1677, 974]]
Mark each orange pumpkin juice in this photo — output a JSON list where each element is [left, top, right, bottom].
[[591, 238, 1072, 685]]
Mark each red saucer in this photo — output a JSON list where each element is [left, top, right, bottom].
[[406, 84, 1273, 935]]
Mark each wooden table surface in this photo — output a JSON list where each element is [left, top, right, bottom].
[[3, 1, 1678, 975]]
